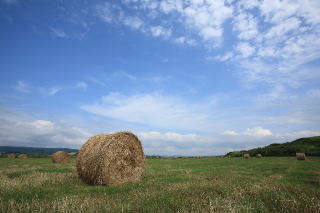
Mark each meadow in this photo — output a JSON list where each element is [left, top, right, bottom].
[[0, 157, 319, 213]]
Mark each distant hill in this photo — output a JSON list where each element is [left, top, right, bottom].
[[226, 136, 320, 157], [0, 146, 78, 155]]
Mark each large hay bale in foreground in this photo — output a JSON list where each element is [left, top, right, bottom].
[[76, 132, 145, 186], [296, 153, 306, 160], [244, 154, 250, 158], [18, 154, 28, 159], [256, 154, 262, 158], [7, 153, 16, 159], [52, 151, 70, 163]]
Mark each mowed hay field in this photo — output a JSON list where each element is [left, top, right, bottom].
[[0, 157, 320, 213]]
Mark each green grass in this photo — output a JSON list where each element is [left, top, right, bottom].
[[0, 157, 319, 213]]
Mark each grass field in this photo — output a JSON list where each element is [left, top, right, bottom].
[[0, 157, 319, 213]]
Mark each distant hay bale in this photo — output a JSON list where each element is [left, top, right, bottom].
[[244, 154, 250, 158], [52, 151, 70, 163], [18, 154, 28, 159], [256, 154, 262, 158], [76, 131, 145, 186], [296, 153, 306, 160], [7, 154, 16, 159]]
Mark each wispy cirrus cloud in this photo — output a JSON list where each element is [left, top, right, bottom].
[[12, 81, 31, 93], [39, 86, 63, 96], [81, 92, 217, 132], [51, 27, 68, 38]]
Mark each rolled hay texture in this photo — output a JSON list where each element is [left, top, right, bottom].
[[296, 153, 306, 160], [52, 151, 70, 163], [256, 154, 262, 158], [7, 154, 16, 159], [244, 154, 250, 158], [18, 154, 28, 159], [76, 132, 145, 186]]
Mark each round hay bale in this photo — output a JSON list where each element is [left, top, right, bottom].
[[244, 154, 250, 158], [76, 131, 145, 186], [52, 151, 70, 163], [256, 154, 262, 158], [7, 153, 16, 159], [296, 153, 306, 160], [18, 154, 28, 159]]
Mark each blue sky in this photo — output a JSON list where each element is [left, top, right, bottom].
[[1, 0, 320, 156]]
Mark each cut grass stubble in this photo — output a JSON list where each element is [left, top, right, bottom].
[[0, 157, 319, 213]]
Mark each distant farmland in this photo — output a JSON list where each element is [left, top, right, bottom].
[[1, 157, 319, 212]]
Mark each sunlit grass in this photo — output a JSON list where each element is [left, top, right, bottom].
[[0, 157, 319, 212]]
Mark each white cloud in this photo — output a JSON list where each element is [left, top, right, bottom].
[[95, 0, 233, 48], [123, 16, 144, 29], [48, 87, 62, 95], [149, 26, 171, 38], [243, 127, 273, 136], [95, 2, 121, 24], [81, 92, 215, 132], [264, 17, 301, 40], [0, 106, 319, 156], [113, 71, 137, 81], [223, 127, 273, 137], [209, 51, 233, 61], [51, 28, 68, 38], [259, 0, 298, 23], [39, 86, 63, 96], [0, 112, 91, 148], [221, 0, 320, 87], [174, 36, 197, 46], [223, 130, 237, 135], [236, 42, 255, 58], [233, 12, 259, 40], [139, 131, 203, 143], [200, 27, 222, 41], [75, 81, 88, 89], [12, 81, 31, 93]]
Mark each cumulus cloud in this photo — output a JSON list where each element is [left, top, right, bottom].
[[0, 109, 91, 148], [1, 106, 319, 155], [139, 128, 320, 156], [223, 127, 273, 137]]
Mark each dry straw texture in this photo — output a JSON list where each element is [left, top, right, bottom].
[[52, 151, 70, 163], [18, 154, 28, 159], [244, 154, 250, 158], [296, 153, 306, 160], [256, 154, 262, 158], [76, 131, 145, 186], [7, 154, 16, 159]]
